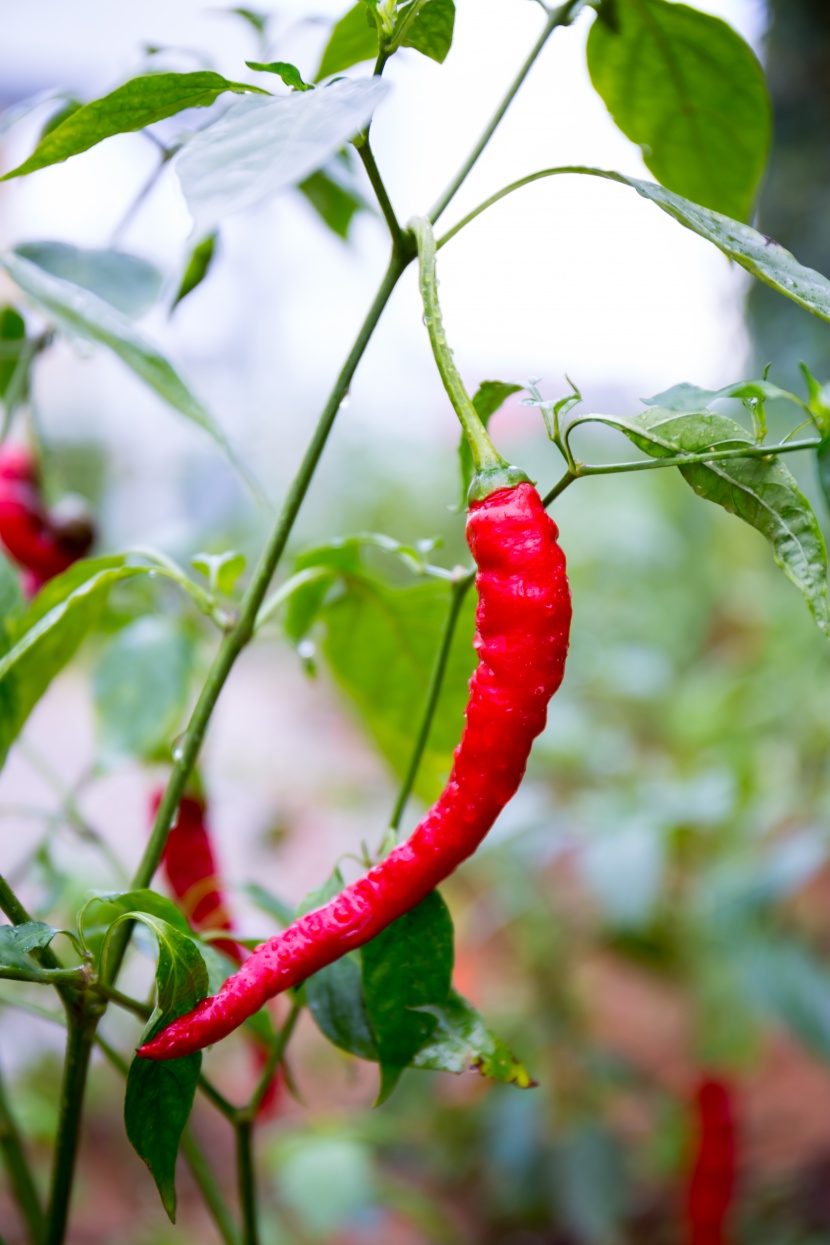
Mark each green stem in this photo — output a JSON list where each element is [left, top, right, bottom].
[[356, 139, 407, 254], [410, 217, 503, 475], [44, 1007, 101, 1245], [388, 571, 474, 835], [0, 966, 88, 988], [543, 470, 576, 506], [427, 2, 582, 225], [240, 1000, 302, 1123], [0, 1061, 44, 1245], [236, 1120, 259, 1245], [105, 248, 409, 986], [182, 1129, 242, 1245]]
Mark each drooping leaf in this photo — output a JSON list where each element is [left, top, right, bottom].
[[298, 165, 369, 240], [124, 913, 207, 1222], [394, 0, 455, 64], [618, 407, 830, 634], [459, 380, 521, 503], [412, 990, 534, 1085], [92, 617, 196, 762], [0, 306, 27, 403], [176, 77, 388, 233], [0, 250, 229, 453], [246, 60, 312, 91], [14, 242, 164, 318], [316, 3, 379, 81], [2, 73, 268, 181], [170, 233, 218, 312], [0, 557, 143, 771], [586, 0, 770, 221], [362, 890, 454, 1102]]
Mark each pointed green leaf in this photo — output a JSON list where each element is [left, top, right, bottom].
[[412, 989, 534, 1085], [316, 3, 379, 80], [170, 233, 217, 312], [587, 0, 770, 220], [394, 0, 455, 64], [2, 73, 268, 180], [298, 166, 369, 240], [246, 60, 311, 90]]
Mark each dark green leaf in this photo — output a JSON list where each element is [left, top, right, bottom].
[[0, 921, 61, 970], [0, 306, 27, 402], [394, 0, 455, 64], [362, 891, 454, 1102], [0, 251, 229, 453], [246, 60, 311, 90], [316, 3, 379, 80], [586, 0, 770, 220], [298, 167, 368, 240], [124, 913, 207, 1222], [0, 557, 144, 772], [459, 380, 521, 504], [170, 232, 217, 313], [2, 73, 268, 181], [412, 990, 534, 1085], [308, 950, 378, 1060], [14, 242, 164, 318], [621, 408, 830, 634], [92, 617, 196, 762]]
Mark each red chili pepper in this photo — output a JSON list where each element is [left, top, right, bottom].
[[154, 790, 280, 1112], [0, 443, 94, 595], [140, 480, 571, 1061], [685, 1076, 738, 1245]]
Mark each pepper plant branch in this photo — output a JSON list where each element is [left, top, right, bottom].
[[428, 1, 583, 225], [240, 999, 301, 1122], [44, 1007, 102, 1245], [0, 1061, 44, 1245], [388, 570, 474, 837], [236, 1119, 259, 1245], [410, 216, 502, 473], [356, 138, 406, 253]]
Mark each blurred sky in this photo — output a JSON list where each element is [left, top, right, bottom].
[[0, 0, 768, 546]]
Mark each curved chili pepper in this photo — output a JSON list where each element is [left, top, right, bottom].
[[139, 480, 571, 1061], [685, 1076, 738, 1245], [154, 790, 280, 1112], [0, 443, 94, 594]]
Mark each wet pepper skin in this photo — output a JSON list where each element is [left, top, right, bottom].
[[140, 482, 571, 1061], [0, 444, 93, 595]]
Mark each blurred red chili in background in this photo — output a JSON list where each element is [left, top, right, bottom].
[[685, 1075, 738, 1245]]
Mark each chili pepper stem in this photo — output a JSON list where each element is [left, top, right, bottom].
[[410, 216, 527, 499]]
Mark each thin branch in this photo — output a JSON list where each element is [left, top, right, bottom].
[[0, 1061, 45, 1245], [356, 139, 407, 254]]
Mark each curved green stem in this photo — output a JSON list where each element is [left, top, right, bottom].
[[410, 217, 504, 475], [388, 570, 474, 837], [0, 1061, 44, 1245], [428, 2, 583, 224]]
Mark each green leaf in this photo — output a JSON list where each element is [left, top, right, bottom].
[[799, 362, 830, 438], [316, 3, 379, 80], [0, 306, 27, 402], [92, 617, 196, 762], [246, 60, 312, 90], [0, 557, 143, 772], [298, 165, 369, 241], [586, 0, 770, 221], [412, 990, 534, 1085], [124, 913, 207, 1222], [740, 934, 830, 1063], [819, 440, 830, 519], [621, 407, 830, 634], [394, 0, 455, 64], [292, 551, 476, 803], [230, 7, 270, 36], [459, 380, 521, 504], [170, 232, 217, 313], [14, 242, 164, 318], [307, 950, 379, 1060], [0, 921, 62, 970], [362, 891, 454, 1102], [0, 250, 230, 453], [243, 883, 295, 929], [642, 377, 805, 414], [176, 78, 388, 234], [191, 549, 245, 595], [2, 73, 268, 181]]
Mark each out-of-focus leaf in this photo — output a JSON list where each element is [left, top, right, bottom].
[[459, 380, 521, 503], [2, 73, 268, 180], [393, 0, 455, 63], [642, 377, 805, 415], [0, 250, 229, 453], [0, 306, 27, 402], [176, 77, 388, 233], [552, 1123, 627, 1245], [14, 242, 164, 318], [170, 233, 217, 312], [616, 407, 830, 635], [243, 882, 294, 929], [246, 60, 312, 90], [124, 912, 207, 1222], [276, 1136, 376, 1237], [362, 890, 454, 1102], [298, 166, 369, 240], [0, 922, 62, 971], [586, 0, 770, 220], [316, 3, 379, 80], [740, 934, 830, 1063], [92, 617, 196, 762]]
